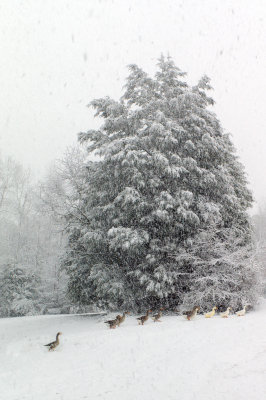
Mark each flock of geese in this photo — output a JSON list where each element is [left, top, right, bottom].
[[104, 308, 164, 328], [44, 305, 248, 351]]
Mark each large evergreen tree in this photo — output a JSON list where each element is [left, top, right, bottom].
[[64, 56, 255, 311]]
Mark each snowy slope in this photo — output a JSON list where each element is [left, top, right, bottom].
[[1, 303, 265, 400]]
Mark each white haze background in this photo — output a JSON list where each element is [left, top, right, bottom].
[[0, 0, 266, 209]]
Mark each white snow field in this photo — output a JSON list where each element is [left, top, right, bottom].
[[1, 303, 265, 400]]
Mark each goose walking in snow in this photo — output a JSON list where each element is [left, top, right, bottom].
[[44, 332, 62, 351], [116, 311, 130, 327], [137, 310, 152, 325], [152, 308, 164, 322], [184, 306, 200, 321], [104, 316, 119, 329]]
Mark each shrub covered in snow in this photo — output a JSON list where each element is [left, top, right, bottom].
[[0, 263, 41, 317], [180, 224, 258, 311]]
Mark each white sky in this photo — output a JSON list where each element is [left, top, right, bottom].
[[0, 0, 266, 210]]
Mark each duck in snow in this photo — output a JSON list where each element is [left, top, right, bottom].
[[235, 305, 248, 317], [204, 306, 217, 318], [220, 307, 231, 318]]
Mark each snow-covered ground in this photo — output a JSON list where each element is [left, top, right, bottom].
[[1, 303, 265, 400]]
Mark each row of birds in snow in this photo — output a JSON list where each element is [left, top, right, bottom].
[[44, 305, 248, 350], [104, 304, 249, 329], [184, 305, 248, 320]]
